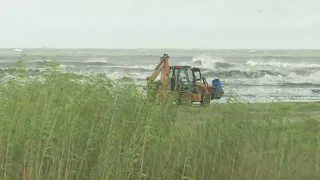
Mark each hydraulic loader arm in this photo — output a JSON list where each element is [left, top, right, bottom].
[[147, 54, 170, 82], [146, 54, 170, 98]]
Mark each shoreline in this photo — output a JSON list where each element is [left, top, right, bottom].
[[209, 99, 320, 105], [244, 99, 320, 104]]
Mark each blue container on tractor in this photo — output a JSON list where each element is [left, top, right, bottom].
[[211, 79, 224, 99]]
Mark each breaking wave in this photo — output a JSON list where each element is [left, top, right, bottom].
[[189, 56, 320, 70], [246, 60, 320, 69], [202, 69, 318, 79], [2, 53, 320, 88]]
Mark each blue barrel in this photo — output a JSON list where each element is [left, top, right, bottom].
[[211, 79, 224, 99], [212, 79, 223, 91]]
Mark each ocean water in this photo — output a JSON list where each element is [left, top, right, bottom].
[[1, 48, 320, 103]]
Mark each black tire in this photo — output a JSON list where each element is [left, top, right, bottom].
[[201, 93, 211, 106], [210, 87, 215, 100]]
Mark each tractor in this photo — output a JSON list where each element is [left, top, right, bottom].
[[146, 54, 224, 105]]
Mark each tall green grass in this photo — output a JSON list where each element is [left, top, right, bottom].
[[0, 67, 319, 180]]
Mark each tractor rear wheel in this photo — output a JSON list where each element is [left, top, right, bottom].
[[200, 93, 211, 106]]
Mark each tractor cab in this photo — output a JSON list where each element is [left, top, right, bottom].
[[191, 67, 202, 83], [168, 66, 204, 91]]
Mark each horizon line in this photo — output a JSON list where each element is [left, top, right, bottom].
[[1, 47, 320, 50]]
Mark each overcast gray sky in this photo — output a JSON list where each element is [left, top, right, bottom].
[[0, 0, 319, 49]]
